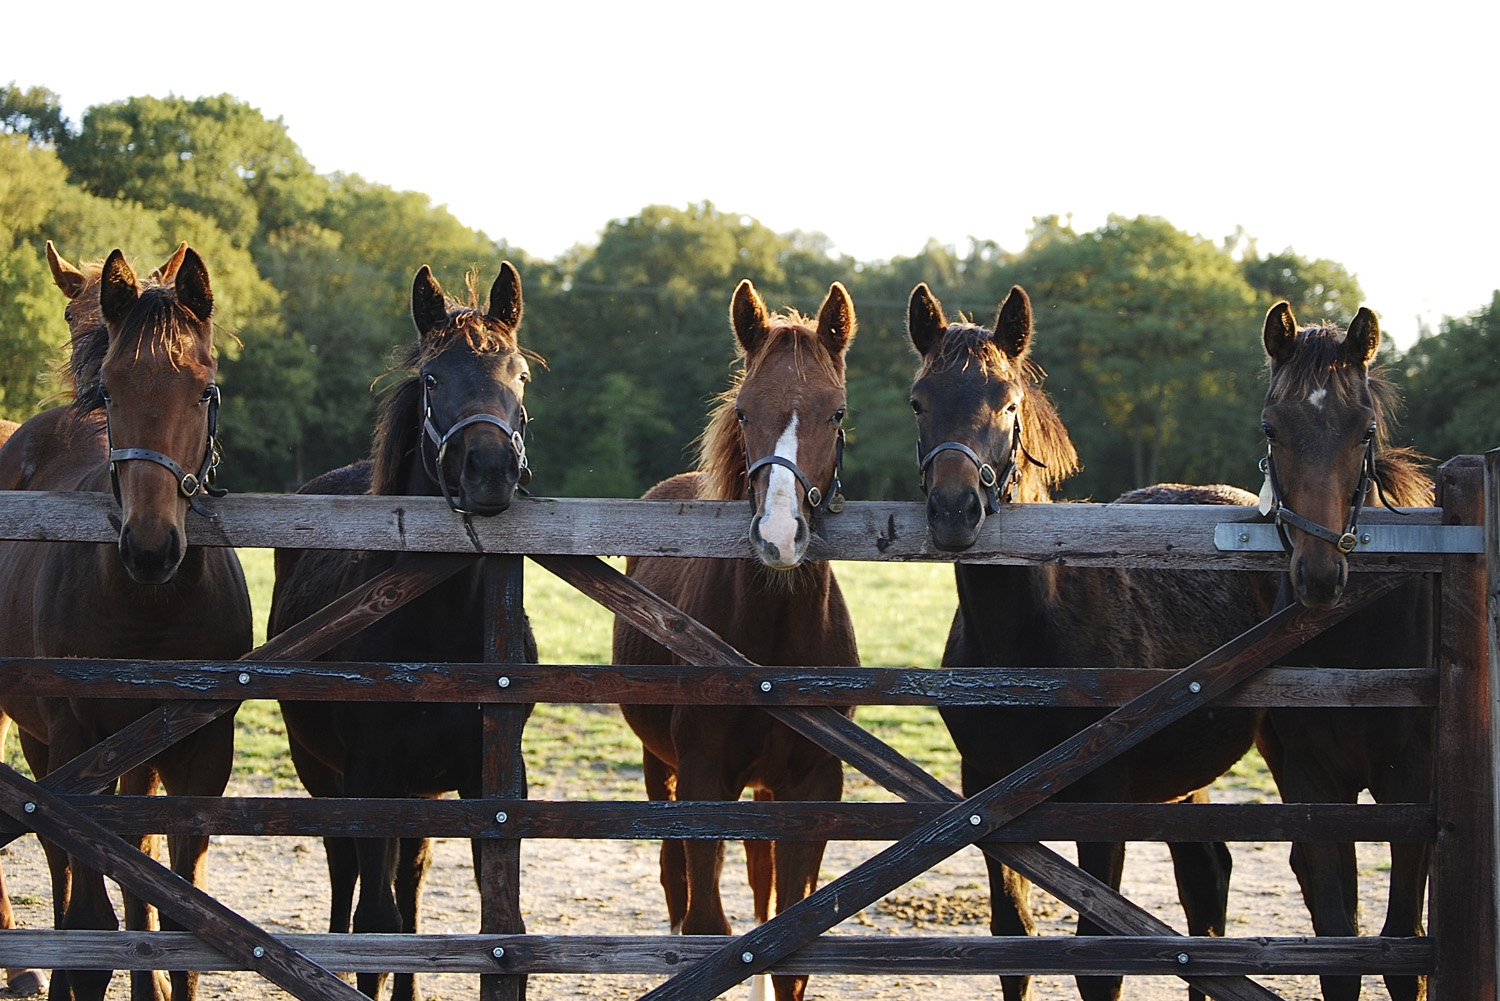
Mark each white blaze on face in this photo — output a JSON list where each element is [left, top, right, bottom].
[[1308, 388, 1327, 410], [758, 412, 802, 563]]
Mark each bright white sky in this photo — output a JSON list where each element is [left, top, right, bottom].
[[9, 2, 1497, 349]]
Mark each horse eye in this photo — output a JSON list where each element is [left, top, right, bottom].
[[1261, 422, 1277, 442], [1362, 424, 1376, 442], [736, 409, 747, 425], [64, 309, 74, 324], [423, 373, 437, 389], [910, 399, 922, 415], [831, 408, 846, 424], [199, 388, 214, 404], [99, 386, 112, 404]]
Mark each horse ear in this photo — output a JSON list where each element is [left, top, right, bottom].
[[173, 248, 214, 323], [151, 241, 189, 286], [99, 249, 139, 327], [992, 285, 1033, 360], [731, 279, 770, 356], [486, 261, 524, 330], [1263, 301, 1299, 366], [1342, 307, 1381, 368], [412, 266, 448, 338], [46, 241, 87, 300], [907, 283, 947, 357], [815, 281, 856, 357]]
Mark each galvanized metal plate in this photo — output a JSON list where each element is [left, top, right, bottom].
[[1215, 522, 1484, 554]]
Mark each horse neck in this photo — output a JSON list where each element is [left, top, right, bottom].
[[953, 561, 1053, 667], [725, 558, 856, 667]]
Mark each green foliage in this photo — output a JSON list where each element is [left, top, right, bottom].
[[0, 83, 68, 146], [1398, 290, 1500, 458], [1240, 246, 1364, 325]]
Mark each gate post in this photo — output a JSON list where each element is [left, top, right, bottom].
[[1430, 456, 1495, 997], [481, 555, 529, 1001]]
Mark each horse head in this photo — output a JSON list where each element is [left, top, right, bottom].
[[404, 262, 532, 515], [730, 279, 855, 569], [1260, 301, 1385, 609], [97, 247, 220, 584], [908, 283, 1076, 551]]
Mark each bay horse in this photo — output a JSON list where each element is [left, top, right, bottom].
[[0, 247, 252, 1001], [268, 263, 538, 1001], [613, 280, 860, 1001], [908, 283, 1278, 1001], [1255, 302, 1434, 1001]]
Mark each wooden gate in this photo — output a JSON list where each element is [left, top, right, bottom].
[[0, 452, 1493, 999]]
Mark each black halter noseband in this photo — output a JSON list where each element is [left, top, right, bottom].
[[1260, 436, 1403, 554], [745, 427, 846, 525], [106, 384, 226, 520], [419, 379, 531, 514], [916, 416, 1044, 513]]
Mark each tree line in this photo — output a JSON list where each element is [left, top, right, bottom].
[[3, 85, 1494, 503]]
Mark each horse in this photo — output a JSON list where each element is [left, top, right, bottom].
[[268, 262, 538, 1001], [908, 283, 1279, 1001], [1254, 302, 1434, 1001], [0, 247, 252, 1001], [613, 279, 860, 1001]]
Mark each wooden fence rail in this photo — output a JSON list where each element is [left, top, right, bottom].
[[0, 456, 1492, 1000]]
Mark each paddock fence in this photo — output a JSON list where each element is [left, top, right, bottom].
[[0, 451, 1493, 1001]]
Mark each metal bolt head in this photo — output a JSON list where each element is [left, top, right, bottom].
[[969, 814, 981, 826], [495, 811, 509, 824], [23, 802, 35, 814], [253, 946, 265, 959], [1361, 533, 1372, 544], [759, 681, 772, 692], [1188, 681, 1202, 694], [1238, 532, 1250, 543], [1177, 952, 1189, 964], [492, 947, 505, 959], [498, 676, 511, 689], [238, 672, 250, 685], [741, 951, 754, 964]]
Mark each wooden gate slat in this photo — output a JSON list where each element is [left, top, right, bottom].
[[0, 766, 366, 1001], [0, 930, 1431, 977]]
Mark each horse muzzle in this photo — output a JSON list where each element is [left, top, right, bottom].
[[926, 485, 986, 552], [749, 508, 810, 570], [118, 519, 185, 585], [1290, 547, 1349, 610]]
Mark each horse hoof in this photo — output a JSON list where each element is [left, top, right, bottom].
[[6, 970, 49, 997]]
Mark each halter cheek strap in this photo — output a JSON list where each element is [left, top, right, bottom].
[[745, 426, 847, 526], [917, 416, 1043, 513], [420, 381, 531, 514], [1260, 437, 1404, 555], [107, 385, 225, 520]]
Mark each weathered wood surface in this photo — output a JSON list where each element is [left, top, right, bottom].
[[1429, 457, 1497, 998], [0, 767, 366, 1001], [1490, 448, 1500, 985], [0, 797, 1431, 843], [0, 931, 1431, 977], [0, 661, 1438, 707], [0, 490, 1446, 570]]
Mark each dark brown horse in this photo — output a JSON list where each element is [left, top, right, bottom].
[[614, 280, 860, 1001], [268, 263, 537, 1001], [0, 247, 251, 1001], [909, 283, 1278, 1001], [1255, 302, 1434, 1001]]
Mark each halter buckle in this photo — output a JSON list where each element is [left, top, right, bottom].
[[180, 473, 201, 497], [977, 463, 998, 489], [1336, 531, 1359, 554]]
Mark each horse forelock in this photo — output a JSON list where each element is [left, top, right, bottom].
[[917, 323, 1079, 501], [71, 282, 205, 416], [1267, 324, 1432, 507], [697, 317, 845, 502]]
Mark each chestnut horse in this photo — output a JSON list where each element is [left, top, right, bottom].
[[909, 283, 1278, 1001], [269, 263, 537, 1001], [1255, 302, 1434, 1001], [0, 247, 251, 1001], [614, 280, 860, 1001]]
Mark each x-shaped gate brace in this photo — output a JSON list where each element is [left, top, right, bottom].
[[0, 550, 1415, 1001]]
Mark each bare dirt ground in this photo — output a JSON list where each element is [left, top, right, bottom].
[[0, 735, 1404, 1001]]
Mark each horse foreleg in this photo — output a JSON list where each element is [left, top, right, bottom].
[[745, 790, 774, 924], [351, 837, 401, 1000], [389, 836, 433, 1001], [1074, 841, 1127, 1001], [643, 750, 687, 932], [1288, 839, 1361, 1001]]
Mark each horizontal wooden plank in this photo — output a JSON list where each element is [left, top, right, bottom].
[[0, 490, 1445, 570], [0, 797, 1431, 843], [0, 931, 1431, 977], [0, 661, 1437, 707]]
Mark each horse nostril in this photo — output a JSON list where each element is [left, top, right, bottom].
[[962, 490, 983, 527]]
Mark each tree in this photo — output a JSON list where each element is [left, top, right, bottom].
[[0, 83, 69, 147], [1398, 291, 1500, 460], [1241, 246, 1364, 326]]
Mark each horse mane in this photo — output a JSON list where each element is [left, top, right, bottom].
[[916, 322, 1080, 503], [1267, 323, 1434, 508], [68, 273, 194, 417], [694, 311, 845, 502], [368, 282, 541, 496]]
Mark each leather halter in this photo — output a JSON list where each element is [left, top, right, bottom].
[[106, 384, 225, 520], [1260, 436, 1402, 554], [917, 415, 1043, 513], [419, 378, 530, 514], [745, 427, 846, 525]]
